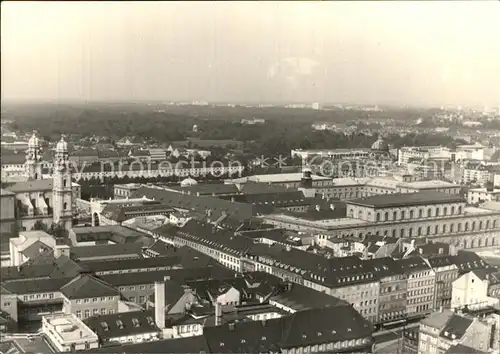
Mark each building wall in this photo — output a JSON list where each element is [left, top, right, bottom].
[[118, 283, 155, 305], [406, 269, 436, 317], [451, 272, 491, 310], [0, 293, 18, 323], [64, 295, 119, 320], [378, 275, 407, 322], [433, 266, 458, 309]]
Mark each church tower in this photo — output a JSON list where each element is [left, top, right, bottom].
[[52, 135, 73, 230], [26, 130, 43, 180]]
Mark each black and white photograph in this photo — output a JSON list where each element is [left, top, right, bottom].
[[1, 1, 500, 353]]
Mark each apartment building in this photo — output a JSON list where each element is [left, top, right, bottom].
[[402, 258, 436, 318]]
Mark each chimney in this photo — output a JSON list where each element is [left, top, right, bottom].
[[419, 248, 423, 255], [154, 281, 166, 329], [54, 244, 70, 259], [330, 204, 335, 210], [215, 302, 223, 326], [315, 205, 320, 212], [439, 248, 444, 255]]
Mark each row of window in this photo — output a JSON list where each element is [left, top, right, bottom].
[[373, 205, 464, 222], [23, 293, 55, 301], [75, 296, 115, 304], [76, 308, 114, 319], [408, 296, 433, 305], [408, 288, 433, 297]]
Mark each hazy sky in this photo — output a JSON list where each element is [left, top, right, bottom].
[[2, 1, 500, 106]]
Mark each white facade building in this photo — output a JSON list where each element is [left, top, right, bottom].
[[42, 313, 99, 352]]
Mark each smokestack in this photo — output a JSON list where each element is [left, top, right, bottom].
[[215, 302, 222, 326], [154, 281, 165, 330]]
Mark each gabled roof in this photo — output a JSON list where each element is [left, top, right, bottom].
[[61, 274, 119, 299], [20, 240, 52, 260], [439, 314, 473, 340]]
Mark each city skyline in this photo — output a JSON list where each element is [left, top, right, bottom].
[[2, 1, 500, 107]]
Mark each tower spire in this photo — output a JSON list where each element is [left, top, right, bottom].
[[26, 130, 42, 180]]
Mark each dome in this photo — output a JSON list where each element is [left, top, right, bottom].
[[56, 135, 68, 152], [371, 137, 389, 152], [180, 177, 198, 187], [28, 131, 40, 148]]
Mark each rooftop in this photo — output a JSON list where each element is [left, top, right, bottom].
[[84, 310, 159, 342], [44, 313, 97, 343], [348, 191, 464, 208]]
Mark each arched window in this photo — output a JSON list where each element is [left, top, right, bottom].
[[385, 212, 389, 222], [392, 229, 396, 237], [443, 207, 447, 215], [458, 223, 462, 232], [63, 202, 67, 210], [377, 213, 381, 222], [458, 206, 462, 214], [485, 238, 489, 247], [435, 225, 439, 234], [450, 224, 454, 232], [451, 206, 455, 214], [443, 225, 447, 233], [486, 220, 490, 229], [471, 221, 475, 231], [427, 226, 431, 235], [427, 209, 432, 217], [63, 179, 67, 188], [435, 208, 440, 217], [409, 210, 414, 219], [400, 229, 405, 237], [358, 210, 363, 219], [401, 211, 406, 219], [479, 221, 483, 230], [409, 228, 413, 237], [418, 227, 422, 236], [418, 209, 423, 218], [393, 211, 397, 220], [465, 222, 469, 231], [478, 238, 482, 247]]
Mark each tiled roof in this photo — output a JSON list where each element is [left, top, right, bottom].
[[2, 277, 72, 295], [172, 183, 240, 195], [348, 191, 464, 208], [133, 186, 258, 220], [450, 251, 489, 274], [98, 266, 233, 287], [20, 240, 52, 260], [6, 179, 53, 192], [439, 314, 473, 340], [445, 344, 489, 354], [204, 305, 373, 352], [84, 335, 210, 353], [223, 191, 310, 207], [70, 243, 143, 260], [84, 309, 159, 342], [79, 255, 181, 273], [100, 203, 174, 223], [270, 282, 349, 311], [177, 220, 256, 257], [60, 274, 119, 299]]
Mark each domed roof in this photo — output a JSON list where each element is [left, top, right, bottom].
[[28, 131, 40, 148], [371, 137, 389, 152], [56, 135, 68, 152], [180, 177, 198, 187]]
